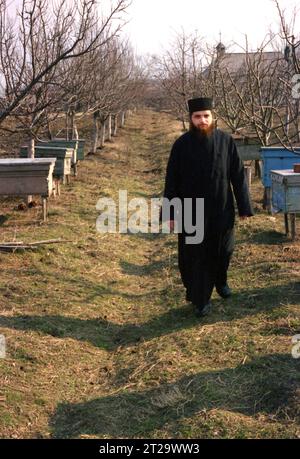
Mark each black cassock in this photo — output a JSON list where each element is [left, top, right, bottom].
[[162, 128, 254, 306]]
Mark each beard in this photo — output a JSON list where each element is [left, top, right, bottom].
[[189, 121, 215, 139]]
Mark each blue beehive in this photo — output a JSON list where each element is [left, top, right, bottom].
[[260, 147, 300, 187]]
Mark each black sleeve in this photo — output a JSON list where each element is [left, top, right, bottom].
[[229, 137, 254, 217], [161, 140, 181, 221], [164, 140, 180, 200]]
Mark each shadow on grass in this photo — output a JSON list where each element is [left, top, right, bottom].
[[134, 191, 162, 199], [0, 282, 299, 351], [246, 230, 288, 245], [0, 215, 9, 226], [48, 353, 299, 438], [0, 304, 198, 352], [126, 232, 169, 242], [120, 259, 172, 276]]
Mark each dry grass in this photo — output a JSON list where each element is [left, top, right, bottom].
[[0, 109, 299, 439]]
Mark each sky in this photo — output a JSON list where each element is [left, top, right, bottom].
[[6, 0, 300, 56], [124, 0, 300, 56]]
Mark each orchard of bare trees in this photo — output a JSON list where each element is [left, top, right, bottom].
[[1, 0, 299, 156], [0, 0, 146, 156], [152, 0, 300, 151]]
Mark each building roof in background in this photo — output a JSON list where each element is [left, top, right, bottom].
[[206, 42, 285, 75]]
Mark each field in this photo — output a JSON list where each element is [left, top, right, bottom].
[[0, 109, 299, 438]]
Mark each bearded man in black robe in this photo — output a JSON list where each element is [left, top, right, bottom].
[[162, 97, 254, 317]]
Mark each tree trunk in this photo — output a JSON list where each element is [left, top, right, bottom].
[[107, 114, 112, 141], [99, 120, 106, 149], [72, 121, 79, 141], [296, 100, 300, 142], [120, 111, 125, 128], [27, 137, 35, 204], [92, 112, 100, 154], [66, 111, 69, 140], [70, 111, 75, 140], [113, 114, 118, 137], [46, 116, 53, 140], [255, 160, 262, 178], [28, 137, 35, 158], [286, 105, 290, 138]]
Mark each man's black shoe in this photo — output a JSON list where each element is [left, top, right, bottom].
[[195, 303, 211, 317], [216, 284, 232, 299]]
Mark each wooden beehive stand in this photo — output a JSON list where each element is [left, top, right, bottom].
[[284, 213, 297, 241]]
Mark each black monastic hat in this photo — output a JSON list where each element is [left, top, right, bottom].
[[188, 97, 213, 113]]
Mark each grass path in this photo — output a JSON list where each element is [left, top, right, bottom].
[[0, 109, 299, 438]]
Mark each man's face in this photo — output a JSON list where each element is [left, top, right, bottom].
[[190, 110, 213, 133]]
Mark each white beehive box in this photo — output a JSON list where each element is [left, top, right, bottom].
[[271, 169, 300, 213], [0, 158, 56, 197]]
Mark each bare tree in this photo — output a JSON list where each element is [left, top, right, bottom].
[[274, 0, 300, 74], [210, 35, 300, 150], [88, 38, 146, 153], [0, 0, 130, 129], [205, 44, 249, 134], [155, 30, 209, 131], [273, 0, 300, 145]]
